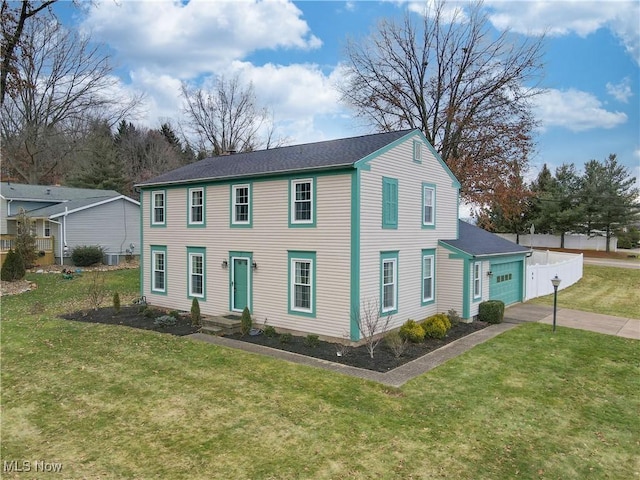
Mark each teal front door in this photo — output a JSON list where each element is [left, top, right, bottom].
[[232, 258, 249, 311]]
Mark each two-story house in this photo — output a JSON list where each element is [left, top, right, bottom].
[[137, 129, 528, 341]]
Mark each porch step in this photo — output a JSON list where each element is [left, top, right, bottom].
[[200, 314, 242, 336]]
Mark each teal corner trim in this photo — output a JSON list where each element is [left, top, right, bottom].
[[139, 193, 144, 297], [150, 189, 167, 228], [287, 250, 316, 318], [421, 182, 436, 229], [186, 246, 206, 301], [380, 251, 399, 316], [421, 248, 436, 306], [462, 260, 470, 318], [288, 177, 317, 228], [349, 169, 361, 341], [229, 182, 253, 228], [187, 186, 206, 228], [150, 245, 168, 296]]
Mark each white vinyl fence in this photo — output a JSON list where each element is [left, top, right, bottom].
[[525, 250, 583, 300], [498, 233, 616, 252]]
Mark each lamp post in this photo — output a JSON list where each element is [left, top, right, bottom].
[[551, 275, 561, 333]]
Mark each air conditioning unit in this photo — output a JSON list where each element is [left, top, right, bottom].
[[104, 254, 120, 266]]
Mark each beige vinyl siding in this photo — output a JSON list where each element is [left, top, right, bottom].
[[359, 133, 458, 329], [436, 247, 464, 316], [468, 259, 491, 318], [142, 173, 352, 339]]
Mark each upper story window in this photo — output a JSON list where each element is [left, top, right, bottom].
[[151, 191, 166, 226], [290, 179, 314, 226], [382, 177, 398, 229], [422, 184, 436, 227], [232, 184, 250, 226], [188, 188, 204, 225]]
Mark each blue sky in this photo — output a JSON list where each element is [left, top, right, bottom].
[[54, 0, 639, 188]]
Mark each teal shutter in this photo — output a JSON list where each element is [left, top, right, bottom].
[[382, 177, 398, 229]]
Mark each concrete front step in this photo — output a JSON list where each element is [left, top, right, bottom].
[[200, 314, 242, 335]]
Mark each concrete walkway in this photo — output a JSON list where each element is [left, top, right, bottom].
[[188, 305, 639, 387]]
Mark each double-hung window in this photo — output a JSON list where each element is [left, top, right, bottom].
[[151, 247, 167, 294], [188, 248, 205, 299], [189, 188, 204, 225], [380, 252, 398, 314], [473, 262, 482, 299], [291, 179, 313, 225], [151, 191, 166, 226], [422, 184, 435, 227], [232, 184, 250, 226], [422, 250, 435, 304], [288, 251, 315, 316], [44, 220, 51, 238]]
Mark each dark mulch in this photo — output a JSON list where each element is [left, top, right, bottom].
[[59, 306, 489, 372]]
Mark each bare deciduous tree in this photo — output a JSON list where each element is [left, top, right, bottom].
[[338, 0, 545, 212], [351, 298, 392, 359]]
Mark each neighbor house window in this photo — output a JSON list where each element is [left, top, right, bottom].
[[151, 246, 167, 294], [290, 179, 314, 226], [288, 251, 316, 316], [413, 140, 423, 163], [382, 177, 398, 229], [380, 252, 398, 314], [232, 184, 250, 226], [151, 191, 166, 226], [44, 220, 51, 237], [422, 250, 435, 304], [188, 247, 205, 299], [422, 184, 435, 227], [473, 262, 482, 299], [188, 188, 204, 225]]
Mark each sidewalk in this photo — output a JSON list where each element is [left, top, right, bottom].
[[188, 304, 639, 388]]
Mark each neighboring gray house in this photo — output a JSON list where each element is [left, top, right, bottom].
[[136, 129, 529, 342], [0, 182, 140, 265]]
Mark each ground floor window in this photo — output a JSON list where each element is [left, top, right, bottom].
[[151, 246, 167, 294], [473, 262, 482, 299], [288, 251, 316, 316], [380, 251, 398, 314], [188, 247, 206, 299], [422, 250, 435, 304]]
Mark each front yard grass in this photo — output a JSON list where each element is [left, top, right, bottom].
[[1, 269, 638, 479], [527, 265, 640, 319]]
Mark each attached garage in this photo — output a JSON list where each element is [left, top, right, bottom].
[[489, 258, 524, 306]]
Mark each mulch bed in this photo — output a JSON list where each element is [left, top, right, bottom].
[[59, 306, 489, 372]]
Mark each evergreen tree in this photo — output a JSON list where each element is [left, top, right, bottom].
[[14, 209, 37, 268]]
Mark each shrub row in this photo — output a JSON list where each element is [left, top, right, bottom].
[[398, 312, 455, 343]]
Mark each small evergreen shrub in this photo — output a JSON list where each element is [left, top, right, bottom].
[[385, 331, 409, 358], [1, 249, 26, 281], [422, 314, 451, 339], [399, 319, 425, 343], [279, 333, 292, 344], [304, 334, 320, 348], [144, 308, 156, 318], [263, 325, 276, 337], [154, 315, 177, 327], [71, 245, 105, 266], [240, 306, 252, 336], [478, 300, 505, 324], [113, 292, 121, 314], [191, 298, 201, 326], [447, 309, 461, 327], [169, 310, 181, 320]]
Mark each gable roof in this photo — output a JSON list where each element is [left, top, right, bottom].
[[440, 220, 530, 257], [13, 195, 139, 219], [137, 129, 416, 187], [0, 182, 120, 202]]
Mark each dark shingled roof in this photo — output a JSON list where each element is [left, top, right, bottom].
[[138, 129, 416, 186], [441, 220, 530, 257]]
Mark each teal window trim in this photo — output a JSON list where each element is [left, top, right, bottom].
[[413, 140, 422, 163], [421, 249, 436, 305], [230, 183, 252, 228], [187, 187, 205, 227], [289, 178, 316, 227], [187, 246, 206, 300], [349, 169, 361, 341], [150, 245, 167, 295], [380, 251, 399, 316], [382, 177, 398, 229], [422, 183, 436, 229], [150, 190, 166, 227], [288, 251, 316, 318], [472, 261, 482, 300]]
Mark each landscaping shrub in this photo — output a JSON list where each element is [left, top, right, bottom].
[[169, 310, 181, 320], [154, 315, 177, 328], [71, 245, 105, 267], [304, 334, 320, 348], [263, 325, 276, 337], [1, 249, 25, 281], [385, 331, 409, 358], [14, 209, 37, 268], [87, 271, 107, 310], [447, 308, 461, 327], [399, 319, 425, 343], [422, 313, 451, 339], [190, 298, 201, 326], [240, 306, 252, 336], [113, 292, 121, 314], [279, 333, 292, 344], [478, 300, 505, 324]]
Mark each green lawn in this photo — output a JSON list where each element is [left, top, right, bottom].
[[527, 265, 640, 319], [1, 269, 638, 479]]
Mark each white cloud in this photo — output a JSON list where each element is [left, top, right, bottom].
[[82, 0, 321, 78], [533, 88, 627, 131], [606, 77, 633, 103], [486, 0, 640, 64]]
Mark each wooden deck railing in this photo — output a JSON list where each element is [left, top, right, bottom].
[[0, 235, 53, 252]]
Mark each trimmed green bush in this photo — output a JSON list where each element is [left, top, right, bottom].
[[399, 319, 425, 343], [154, 315, 177, 328], [263, 325, 276, 337], [422, 313, 451, 339], [279, 333, 292, 344], [71, 245, 105, 266], [478, 300, 505, 324], [191, 298, 201, 326], [240, 306, 252, 336], [304, 334, 320, 348], [1, 249, 26, 281]]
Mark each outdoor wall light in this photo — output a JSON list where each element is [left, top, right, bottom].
[[252, 261, 258, 270], [221, 259, 228, 269], [487, 270, 493, 278]]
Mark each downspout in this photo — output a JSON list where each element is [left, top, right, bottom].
[[48, 218, 63, 265]]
